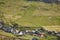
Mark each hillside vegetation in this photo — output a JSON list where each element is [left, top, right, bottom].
[[0, 0, 60, 31]]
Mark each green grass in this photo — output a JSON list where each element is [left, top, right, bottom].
[[0, 0, 60, 39], [0, 30, 15, 37], [16, 34, 57, 40], [0, 0, 60, 26], [0, 0, 60, 30]]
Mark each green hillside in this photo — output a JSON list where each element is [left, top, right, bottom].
[[0, 0, 60, 31], [0, 0, 60, 40]]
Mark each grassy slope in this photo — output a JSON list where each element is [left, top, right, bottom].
[[0, 0, 60, 40], [0, 30, 15, 37], [0, 0, 60, 31]]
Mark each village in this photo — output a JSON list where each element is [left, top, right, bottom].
[[0, 0, 60, 40], [0, 20, 60, 40]]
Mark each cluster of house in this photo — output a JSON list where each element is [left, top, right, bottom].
[[0, 20, 60, 38]]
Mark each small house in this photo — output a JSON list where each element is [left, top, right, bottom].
[[11, 29, 19, 35], [3, 27, 13, 33], [56, 32, 60, 37], [17, 31, 24, 36]]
